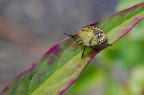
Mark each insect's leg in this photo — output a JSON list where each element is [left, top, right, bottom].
[[74, 44, 81, 51], [87, 19, 101, 27], [90, 44, 112, 50], [94, 19, 101, 25], [81, 46, 86, 59], [74, 45, 79, 51], [90, 46, 97, 50], [106, 44, 112, 46], [98, 44, 112, 47], [73, 38, 82, 51]]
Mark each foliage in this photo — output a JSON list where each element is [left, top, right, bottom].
[[1, 2, 144, 95]]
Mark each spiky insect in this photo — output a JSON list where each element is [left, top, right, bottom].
[[64, 20, 111, 58]]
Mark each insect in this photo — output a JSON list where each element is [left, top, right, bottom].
[[64, 20, 111, 58]]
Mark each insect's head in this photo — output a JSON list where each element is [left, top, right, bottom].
[[92, 26, 107, 45]]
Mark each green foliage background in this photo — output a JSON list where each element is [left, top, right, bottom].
[[67, 1, 144, 95]]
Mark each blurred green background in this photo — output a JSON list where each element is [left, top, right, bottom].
[[0, 0, 144, 95]]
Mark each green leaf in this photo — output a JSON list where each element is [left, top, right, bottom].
[[1, 2, 144, 95]]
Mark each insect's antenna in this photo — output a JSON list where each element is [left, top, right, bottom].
[[64, 33, 73, 37], [64, 33, 77, 41]]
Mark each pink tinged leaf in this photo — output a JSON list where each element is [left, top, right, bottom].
[[1, 2, 144, 95]]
